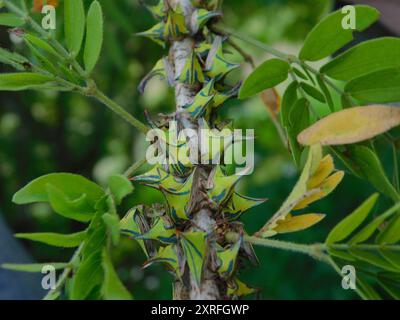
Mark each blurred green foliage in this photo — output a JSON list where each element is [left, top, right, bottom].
[[1, 0, 395, 299]]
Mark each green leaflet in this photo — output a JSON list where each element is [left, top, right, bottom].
[[24, 40, 58, 75], [206, 37, 239, 80], [379, 249, 400, 269], [321, 37, 400, 81], [217, 238, 242, 278], [84, 1, 104, 73], [377, 272, 400, 299], [239, 58, 290, 99], [0, 48, 29, 71], [0, 13, 24, 27], [71, 251, 104, 300], [1, 262, 68, 273], [24, 34, 62, 59], [350, 201, 400, 244], [287, 98, 310, 166], [102, 213, 120, 246], [299, 5, 379, 61], [377, 215, 400, 245], [101, 249, 133, 300], [15, 231, 86, 248], [349, 249, 399, 273], [0, 73, 54, 91], [108, 174, 134, 204], [13, 173, 104, 206], [327, 248, 356, 262], [223, 192, 267, 221], [81, 201, 108, 259], [300, 82, 326, 103], [316, 75, 335, 112], [326, 193, 379, 245], [177, 49, 204, 85], [280, 81, 298, 128], [180, 231, 207, 288], [46, 184, 96, 222], [357, 276, 382, 300], [345, 68, 400, 104], [350, 146, 400, 203], [64, 0, 85, 56]]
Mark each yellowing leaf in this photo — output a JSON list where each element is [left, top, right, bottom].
[[256, 145, 343, 238], [298, 105, 400, 146], [293, 190, 326, 210], [307, 155, 334, 189], [321, 171, 344, 194], [274, 213, 325, 234]]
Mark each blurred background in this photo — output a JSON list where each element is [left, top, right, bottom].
[[0, 0, 399, 299]]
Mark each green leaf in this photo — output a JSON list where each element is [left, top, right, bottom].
[[15, 231, 86, 248], [180, 231, 207, 287], [287, 98, 310, 166], [321, 37, 400, 81], [351, 146, 400, 203], [0, 48, 28, 71], [71, 251, 104, 300], [13, 173, 105, 207], [280, 81, 298, 128], [64, 0, 85, 56], [346, 68, 400, 103], [293, 67, 308, 80], [24, 34, 61, 59], [349, 248, 399, 272], [102, 213, 120, 246], [239, 59, 290, 99], [350, 201, 400, 244], [300, 82, 326, 103], [101, 249, 133, 300], [299, 5, 379, 61], [24, 41, 58, 75], [0, 73, 54, 91], [357, 275, 382, 300], [0, 13, 24, 27], [46, 184, 96, 222], [379, 249, 400, 269], [326, 193, 379, 245], [377, 215, 400, 245], [377, 273, 400, 299], [82, 209, 107, 258], [108, 174, 134, 205], [317, 76, 334, 112], [84, 0, 104, 73], [1, 262, 68, 273], [327, 248, 356, 261]]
